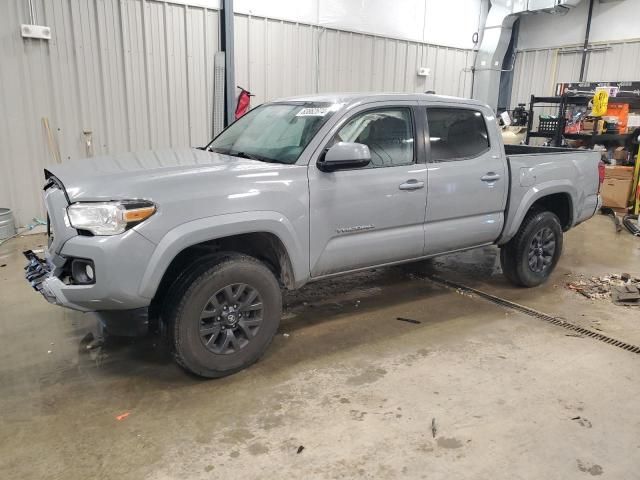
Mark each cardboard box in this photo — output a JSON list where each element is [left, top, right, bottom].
[[601, 166, 634, 209], [613, 147, 628, 162], [605, 166, 634, 180], [581, 118, 596, 131]]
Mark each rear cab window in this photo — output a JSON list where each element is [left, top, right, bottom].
[[426, 108, 490, 162]]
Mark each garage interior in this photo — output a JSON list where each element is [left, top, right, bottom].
[[1, 0, 640, 478]]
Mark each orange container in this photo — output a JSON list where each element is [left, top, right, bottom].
[[605, 103, 629, 132]]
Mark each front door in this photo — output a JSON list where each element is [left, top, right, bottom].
[[424, 105, 508, 255], [308, 105, 428, 277]]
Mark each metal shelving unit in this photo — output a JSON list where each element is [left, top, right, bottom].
[[525, 94, 640, 147]]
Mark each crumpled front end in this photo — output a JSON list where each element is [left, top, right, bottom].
[[23, 172, 157, 313], [23, 248, 90, 311]]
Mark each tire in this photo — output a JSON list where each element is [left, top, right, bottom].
[[164, 253, 282, 378], [500, 210, 563, 288]]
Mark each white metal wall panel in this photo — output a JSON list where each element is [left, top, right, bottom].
[[315, 29, 472, 97], [233, 15, 319, 107], [233, 14, 473, 103], [1, 0, 473, 226], [586, 42, 640, 83], [556, 53, 583, 87], [511, 40, 640, 108], [615, 42, 640, 80], [0, 0, 221, 225], [121, 0, 151, 151]]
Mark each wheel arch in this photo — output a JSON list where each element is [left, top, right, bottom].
[[529, 192, 573, 231], [499, 183, 576, 244], [139, 212, 307, 302]]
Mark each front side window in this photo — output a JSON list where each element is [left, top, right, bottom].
[[426, 108, 490, 161], [206, 102, 341, 164], [331, 108, 415, 168]]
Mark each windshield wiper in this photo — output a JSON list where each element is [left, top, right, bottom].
[[229, 151, 263, 161], [210, 148, 285, 164], [231, 151, 288, 164], [208, 147, 230, 154]]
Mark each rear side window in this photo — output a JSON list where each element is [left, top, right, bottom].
[[426, 108, 490, 161]]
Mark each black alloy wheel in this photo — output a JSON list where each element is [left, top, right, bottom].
[[199, 283, 264, 354], [527, 227, 556, 273]]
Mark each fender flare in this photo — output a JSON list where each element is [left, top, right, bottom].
[[138, 211, 307, 299], [499, 180, 576, 244]]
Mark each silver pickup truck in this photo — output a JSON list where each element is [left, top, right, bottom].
[[25, 93, 602, 377]]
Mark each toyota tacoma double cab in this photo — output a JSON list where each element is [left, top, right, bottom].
[[25, 93, 602, 377]]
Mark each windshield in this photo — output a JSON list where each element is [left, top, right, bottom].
[[206, 102, 341, 164]]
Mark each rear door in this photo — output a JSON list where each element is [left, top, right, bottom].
[[308, 103, 428, 277], [424, 105, 508, 255]]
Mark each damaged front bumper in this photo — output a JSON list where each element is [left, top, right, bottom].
[[24, 249, 151, 336], [23, 249, 91, 311], [24, 173, 157, 336], [23, 227, 157, 312]]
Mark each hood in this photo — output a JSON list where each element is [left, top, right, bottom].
[[46, 148, 294, 202], [45, 147, 309, 245]]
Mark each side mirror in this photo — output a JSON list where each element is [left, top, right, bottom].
[[317, 142, 371, 172]]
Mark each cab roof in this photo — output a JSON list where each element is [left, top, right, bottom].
[[273, 92, 489, 109]]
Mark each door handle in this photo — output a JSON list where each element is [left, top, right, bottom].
[[481, 172, 501, 182], [399, 179, 425, 191]]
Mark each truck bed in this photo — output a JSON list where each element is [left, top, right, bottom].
[[499, 144, 601, 244]]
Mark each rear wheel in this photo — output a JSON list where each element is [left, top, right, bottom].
[[500, 210, 563, 287], [164, 253, 282, 378]]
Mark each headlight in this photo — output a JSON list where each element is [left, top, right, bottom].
[[67, 201, 156, 236]]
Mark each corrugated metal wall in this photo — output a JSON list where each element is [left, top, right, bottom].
[[317, 28, 472, 98], [511, 39, 640, 106], [1, 0, 473, 226], [234, 16, 473, 106], [0, 0, 221, 225]]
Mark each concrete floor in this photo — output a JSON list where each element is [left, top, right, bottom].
[[0, 214, 639, 479]]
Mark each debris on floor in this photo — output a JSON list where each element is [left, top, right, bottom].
[[455, 288, 474, 298], [611, 284, 640, 306], [431, 417, 437, 438], [577, 459, 604, 476], [296, 445, 305, 454], [571, 416, 592, 428], [396, 317, 421, 325], [115, 412, 131, 421], [566, 273, 640, 304]]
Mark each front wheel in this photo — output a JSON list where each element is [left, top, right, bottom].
[[165, 253, 282, 378], [500, 210, 563, 288]]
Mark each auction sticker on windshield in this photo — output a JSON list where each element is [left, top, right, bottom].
[[296, 107, 332, 117]]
